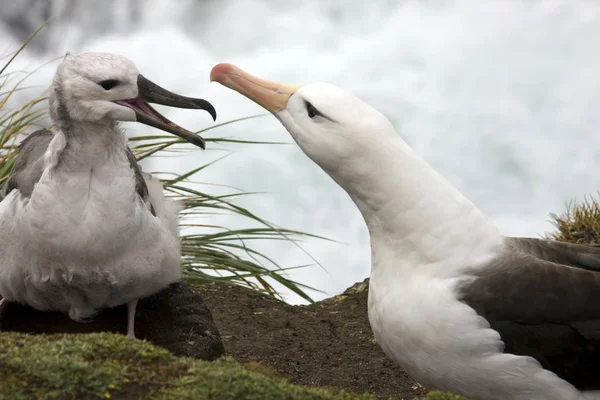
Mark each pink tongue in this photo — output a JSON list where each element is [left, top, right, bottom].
[[116, 99, 164, 124], [116, 99, 148, 113]]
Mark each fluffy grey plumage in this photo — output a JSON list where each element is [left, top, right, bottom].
[[0, 52, 214, 338]]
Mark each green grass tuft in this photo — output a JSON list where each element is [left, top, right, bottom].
[[546, 195, 600, 245]]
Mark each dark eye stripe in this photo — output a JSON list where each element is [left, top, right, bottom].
[[99, 79, 120, 90], [306, 102, 320, 118], [304, 101, 336, 123]]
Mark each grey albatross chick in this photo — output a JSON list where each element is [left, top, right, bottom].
[[210, 63, 600, 400], [0, 52, 216, 339]]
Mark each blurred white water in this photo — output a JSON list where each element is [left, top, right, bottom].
[[1, 1, 599, 303]]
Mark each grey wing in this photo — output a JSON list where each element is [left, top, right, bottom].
[[508, 237, 600, 272], [125, 146, 155, 216], [1, 129, 54, 200], [458, 237, 600, 390], [460, 245, 600, 324]]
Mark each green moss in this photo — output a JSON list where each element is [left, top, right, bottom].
[[547, 195, 600, 244], [0, 332, 468, 400], [0, 332, 376, 400]]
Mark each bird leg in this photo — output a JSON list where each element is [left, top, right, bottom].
[[126, 299, 138, 339], [0, 298, 8, 331]]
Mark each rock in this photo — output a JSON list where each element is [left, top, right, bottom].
[[1, 282, 224, 361]]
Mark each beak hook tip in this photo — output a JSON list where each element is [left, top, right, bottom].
[[207, 105, 217, 122]]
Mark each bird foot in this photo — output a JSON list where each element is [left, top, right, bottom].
[[126, 299, 138, 339]]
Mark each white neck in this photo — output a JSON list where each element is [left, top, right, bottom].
[[324, 134, 503, 275], [49, 81, 128, 169], [51, 120, 129, 171]]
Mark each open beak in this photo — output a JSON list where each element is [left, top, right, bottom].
[[114, 75, 216, 149], [209, 63, 300, 114]]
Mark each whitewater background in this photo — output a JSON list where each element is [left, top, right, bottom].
[[1, 1, 599, 304]]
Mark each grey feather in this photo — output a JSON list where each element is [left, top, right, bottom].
[[125, 147, 155, 216], [458, 236, 600, 389], [1, 129, 53, 199], [1, 129, 155, 217], [509, 237, 600, 272], [461, 238, 600, 324]]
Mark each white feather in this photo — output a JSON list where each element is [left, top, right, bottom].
[[275, 82, 596, 400]]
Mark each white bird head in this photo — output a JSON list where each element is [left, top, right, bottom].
[[50, 52, 216, 148], [210, 62, 505, 267], [210, 63, 396, 173]]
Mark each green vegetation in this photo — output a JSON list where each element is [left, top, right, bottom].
[[547, 195, 600, 245], [0, 332, 469, 400], [0, 25, 48, 190], [0, 332, 375, 400]]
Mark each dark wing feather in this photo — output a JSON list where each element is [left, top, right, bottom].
[[458, 237, 600, 390], [1, 129, 54, 199], [508, 237, 600, 272], [125, 146, 155, 216]]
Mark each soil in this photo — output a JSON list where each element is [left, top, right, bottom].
[[194, 279, 428, 400]]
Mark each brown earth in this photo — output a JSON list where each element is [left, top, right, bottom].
[[194, 279, 428, 400]]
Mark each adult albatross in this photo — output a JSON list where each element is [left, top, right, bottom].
[[210, 63, 600, 400], [0, 52, 216, 339]]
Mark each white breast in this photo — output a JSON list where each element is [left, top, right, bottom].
[[0, 134, 181, 320]]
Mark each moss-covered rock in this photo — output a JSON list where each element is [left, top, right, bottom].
[[0, 332, 465, 400], [2, 283, 224, 361], [0, 332, 369, 400]]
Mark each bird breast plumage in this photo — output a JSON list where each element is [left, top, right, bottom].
[[0, 149, 181, 320]]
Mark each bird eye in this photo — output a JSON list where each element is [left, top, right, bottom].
[[305, 102, 321, 119], [99, 79, 119, 90]]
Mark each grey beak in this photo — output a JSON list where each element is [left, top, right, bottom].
[[137, 75, 217, 121], [115, 75, 216, 149]]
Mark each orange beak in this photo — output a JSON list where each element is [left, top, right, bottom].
[[210, 63, 300, 113]]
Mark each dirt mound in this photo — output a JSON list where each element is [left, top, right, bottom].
[[196, 280, 427, 400]]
